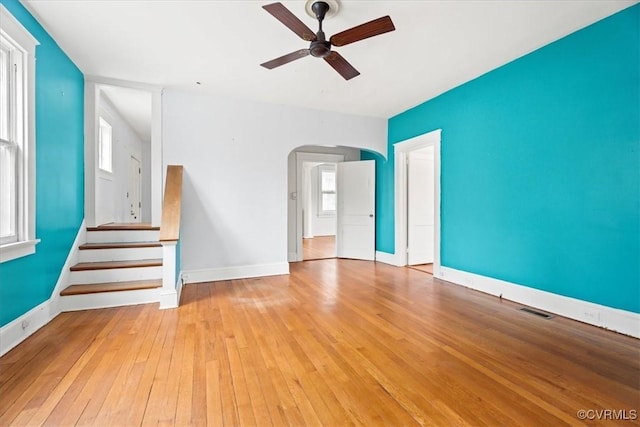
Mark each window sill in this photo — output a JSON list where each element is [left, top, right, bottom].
[[0, 239, 40, 263]]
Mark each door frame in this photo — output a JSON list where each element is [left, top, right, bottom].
[[295, 152, 344, 261], [394, 129, 442, 276], [84, 76, 162, 227]]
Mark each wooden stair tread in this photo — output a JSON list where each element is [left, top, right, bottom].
[[79, 242, 162, 250], [70, 259, 162, 271], [60, 279, 162, 296], [87, 224, 160, 231]]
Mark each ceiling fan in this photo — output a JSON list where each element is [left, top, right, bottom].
[[260, 1, 395, 80]]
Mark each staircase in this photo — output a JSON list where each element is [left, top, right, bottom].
[[58, 224, 164, 311]]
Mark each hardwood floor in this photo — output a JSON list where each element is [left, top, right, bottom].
[[1, 259, 638, 426], [409, 263, 433, 274], [303, 235, 335, 260]]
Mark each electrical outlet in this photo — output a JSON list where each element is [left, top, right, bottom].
[[21, 319, 30, 330], [583, 311, 600, 322]]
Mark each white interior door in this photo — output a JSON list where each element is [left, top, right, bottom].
[[337, 160, 375, 261], [128, 155, 141, 222], [408, 146, 435, 265]]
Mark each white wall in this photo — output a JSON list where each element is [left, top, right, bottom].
[[141, 139, 152, 223], [162, 89, 386, 275], [97, 93, 147, 224]]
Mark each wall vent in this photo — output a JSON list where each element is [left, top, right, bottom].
[[519, 307, 554, 319]]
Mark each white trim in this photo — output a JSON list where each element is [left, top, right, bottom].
[[84, 82, 98, 227], [0, 299, 55, 357], [151, 91, 162, 227], [49, 220, 85, 313], [439, 267, 640, 339], [182, 262, 290, 284], [159, 241, 179, 309], [160, 272, 183, 309], [0, 238, 39, 262], [0, 5, 39, 261], [0, 5, 39, 48], [295, 152, 344, 261], [375, 250, 404, 266], [85, 75, 163, 94], [394, 129, 442, 276], [58, 288, 161, 313]]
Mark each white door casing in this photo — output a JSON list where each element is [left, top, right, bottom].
[[337, 160, 375, 261], [408, 146, 435, 265], [394, 129, 441, 276]]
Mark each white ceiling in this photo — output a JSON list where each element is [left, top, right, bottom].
[[22, 0, 636, 124], [99, 85, 152, 142]]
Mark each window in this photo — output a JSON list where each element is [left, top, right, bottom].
[[318, 164, 336, 215], [0, 5, 39, 263], [98, 117, 112, 172]]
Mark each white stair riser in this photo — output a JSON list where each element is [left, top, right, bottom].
[[59, 288, 160, 312], [86, 230, 159, 243], [78, 247, 162, 263], [70, 266, 162, 284]]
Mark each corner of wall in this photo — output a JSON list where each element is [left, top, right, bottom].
[[0, 219, 86, 358]]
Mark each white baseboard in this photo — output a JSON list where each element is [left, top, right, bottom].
[[375, 250, 404, 267], [438, 267, 640, 339], [0, 299, 56, 357], [182, 262, 290, 284], [159, 273, 184, 309]]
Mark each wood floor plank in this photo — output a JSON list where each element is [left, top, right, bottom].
[[1, 259, 638, 426]]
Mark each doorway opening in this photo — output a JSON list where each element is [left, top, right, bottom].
[[394, 129, 441, 277], [84, 78, 162, 228], [288, 147, 377, 263], [407, 145, 435, 274], [302, 161, 337, 260]]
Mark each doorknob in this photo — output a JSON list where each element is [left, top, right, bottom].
[[369, 214, 374, 218]]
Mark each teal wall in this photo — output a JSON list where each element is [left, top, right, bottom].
[[382, 5, 639, 313], [0, 0, 84, 327]]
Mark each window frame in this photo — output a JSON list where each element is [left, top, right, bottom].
[[317, 164, 337, 217], [0, 4, 40, 263], [98, 116, 113, 173]]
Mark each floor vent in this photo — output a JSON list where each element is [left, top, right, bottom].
[[519, 307, 554, 319]]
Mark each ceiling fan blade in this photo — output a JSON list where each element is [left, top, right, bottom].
[[261, 49, 310, 69], [263, 3, 316, 41], [324, 52, 360, 80], [330, 16, 395, 47]]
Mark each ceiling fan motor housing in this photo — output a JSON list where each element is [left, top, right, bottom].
[[310, 37, 331, 57]]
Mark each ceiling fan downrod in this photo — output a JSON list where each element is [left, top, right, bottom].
[[309, 1, 331, 58]]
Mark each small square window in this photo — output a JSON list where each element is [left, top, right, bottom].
[[318, 164, 336, 216], [98, 117, 112, 173]]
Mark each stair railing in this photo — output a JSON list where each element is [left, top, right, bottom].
[[159, 165, 183, 308]]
